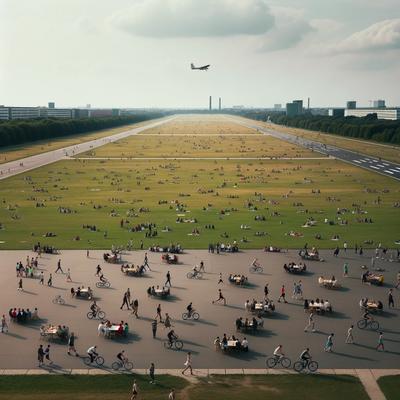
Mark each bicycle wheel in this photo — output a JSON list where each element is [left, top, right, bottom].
[[59, 298, 65, 305], [357, 319, 367, 329], [249, 266, 255, 273], [124, 361, 134, 371], [83, 357, 92, 366], [192, 312, 200, 321], [112, 361, 121, 371], [52, 298, 58, 304], [308, 361, 318, 372], [87, 312, 94, 320], [196, 272, 203, 279], [186, 272, 193, 279], [98, 310, 106, 320], [96, 356, 105, 366], [266, 357, 277, 368], [257, 267, 263, 273], [370, 321, 379, 331], [104, 281, 111, 288], [281, 357, 291, 369], [96, 282, 102, 288], [163, 340, 172, 349], [293, 361, 303, 372], [174, 340, 183, 350], [182, 313, 188, 320]]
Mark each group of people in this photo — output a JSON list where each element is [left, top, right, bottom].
[[304, 298, 332, 313], [208, 242, 239, 253], [214, 334, 249, 351], [228, 274, 248, 285], [8, 307, 39, 322], [235, 316, 262, 332], [98, 320, 129, 337]]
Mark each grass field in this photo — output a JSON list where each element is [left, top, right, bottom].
[[0, 155, 398, 250], [0, 119, 163, 165], [257, 120, 400, 164], [377, 375, 400, 400], [0, 374, 369, 400]]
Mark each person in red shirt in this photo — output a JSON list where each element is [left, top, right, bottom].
[[278, 285, 288, 303]]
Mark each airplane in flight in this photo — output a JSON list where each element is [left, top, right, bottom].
[[191, 63, 210, 71]]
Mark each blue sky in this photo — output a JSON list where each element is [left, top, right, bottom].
[[1, 0, 399, 108]]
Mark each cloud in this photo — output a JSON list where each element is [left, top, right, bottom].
[[111, 0, 274, 38], [330, 18, 400, 53], [257, 6, 314, 52]]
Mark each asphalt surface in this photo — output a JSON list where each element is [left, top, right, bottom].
[[231, 117, 400, 181], [0, 116, 176, 181], [1, 249, 399, 370]]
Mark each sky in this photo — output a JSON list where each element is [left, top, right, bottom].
[[1, 0, 400, 109]]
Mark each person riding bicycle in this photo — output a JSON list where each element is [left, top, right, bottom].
[[273, 344, 284, 361], [192, 265, 199, 277], [87, 345, 98, 363], [186, 302, 193, 317], [90, 301, 99, 316], [167, 329, 178, 345], [251, 258, 260, 269], [99, 273, 107, 283], [300, 347, 311, 366], [363, 310, 373, 322], [117, 350, 127, 364]]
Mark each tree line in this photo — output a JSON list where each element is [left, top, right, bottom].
[[234, 111, 400, 145], [0, 113, 166, 148]]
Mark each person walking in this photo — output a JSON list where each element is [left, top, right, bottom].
[[264, 283, 269, 299], [304, 311, 316, 332], [143, 252, 151, 271], [376, 332, 385, 351], [345, 325, 354, 344], [1, 314, 8, 333], [39, 271, 44, 285], [324, 333, 334, 352], [333, 246, 339, 257], [44, 344, 53, 365], [131, 299, 139, 318], [164, 313, 172, 329], [55, 259, 63, 274], [155, 304, 163, 323], [17, 278, 23, 291], [165, 271, 172, 287], [343, 242, 348, 253], [149, 362, 155, 384], [168, 388, 176, 400], [217, 273, 223, 284], [66, 268, 72, 282], [38, 344, 45, 367], [212, 289, 226, 305], [126, 288, 131, 304], [343, 262, 349, 277], [120, 291, 130, 310], [47, 273, 53, 287], [388, 289, 394, 308], [151, 319, 158, 338], [86, 250, 90, 258], [278, 285, 287, 303], [131, 379, 138, 400], [182, 352, 193, 375], [95, 265, 102, 276], [67, 332, 79, 356]]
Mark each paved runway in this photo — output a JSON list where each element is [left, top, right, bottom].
[[1, 249, 399, 370], [0, 116, 176, 181], [231, 117, 400, 181]]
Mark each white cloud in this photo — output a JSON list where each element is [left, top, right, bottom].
[[330, 18, 400, 53], [111, 0, 274, 38]]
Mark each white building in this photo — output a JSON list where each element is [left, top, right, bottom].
[[0, 106, 9, 120], [40, 108, 73, 118], [345, 108, 400, 121], [9, 107, 41, 119]]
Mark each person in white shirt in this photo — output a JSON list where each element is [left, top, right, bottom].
[[168, 388, 176, 400], [345, 325, 354, 344], [273, 344, 284, 360], [87, 345, 98, 363], [241, 337, 249, 351], [131, 379, 138, 400]]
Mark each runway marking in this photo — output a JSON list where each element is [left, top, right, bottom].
[[370, 166, 380, 170], [384, 170, 394, 174], [353, 160, 361, 163]]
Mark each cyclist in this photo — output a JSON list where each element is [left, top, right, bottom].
[[99, 273, 107, 283], [117, 350, 128, 365], [87, 345, 98, 363], [251, 258, 260, 268], [167, 329, 178, 345], [363, 310, 373, 322], [186, 302, 193, 317], [300, 347, 311, 367], [273, 344, 284, 361], [192, 265, 199, 277], [90, 300, 99, 316]]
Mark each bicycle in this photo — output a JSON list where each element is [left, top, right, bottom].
[[96, 280, 111, 288], [182, 310, 200, 320], [112, 359, 134, 371], [87, 309, 106, 320], [163, 338, 184, 350], [266, 355, 291, 369], [186, 271, 203, 279], [249, 264, 263, 273], [52, 295, 65, 305], [357, 319, 379, 331], [293, 358, 318, 373], [83, 354, 104, 366]]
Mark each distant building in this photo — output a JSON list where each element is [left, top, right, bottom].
[[0, 106, 10, 120], [48, 102, 55, 109], [40, 108, 72, 118], [293, 100, 303, 114], [9, 107, 40, 119], [328, 108, 345, 117], [286, 103, 299, 117], [346, 101, 357, 109], [372, 99, 385, 108], [310, 108, 329, 116], [345, 108, 399, 120], [274, 104, 282, 110], [72, 109, 90, 118]]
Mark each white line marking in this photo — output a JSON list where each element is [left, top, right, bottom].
[[385, 170, 394, 174]]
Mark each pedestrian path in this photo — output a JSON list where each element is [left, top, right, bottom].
[[0, 368, 397, 400]]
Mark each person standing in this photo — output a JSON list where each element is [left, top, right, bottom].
[[343, 262, 349, 277], [324, 333, 334, 352], [47, 273, 53, 287], [67, 332, 79, 356], [212, 289, 226, 305], [217, 273, 223, 284], [355, 243, 358, 254], [333, 246, 339, 257], [304, 311, 316, 332], [151, 319, 158, 338], [17, 278, 23, 291], [66, 268, 72, 282], [131, 379, 138, 400], [38, 345, 45, 367], [388, 289, 394, 308], [120, 291, 130, 310], [1, 314, 8, 333], [377, 332, 385, 351], [140, 240, 144, 250], [165, 271, 172, 287], [278, 285, 287, 303], [44, 344, 53, 365], [55, 259, 63, 274], [345, 325, 354, 344], [182, 352, 193, 375], [343, 242, 348, 253], [149, 362, 155, 384], [168, 388, 176, 400]]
